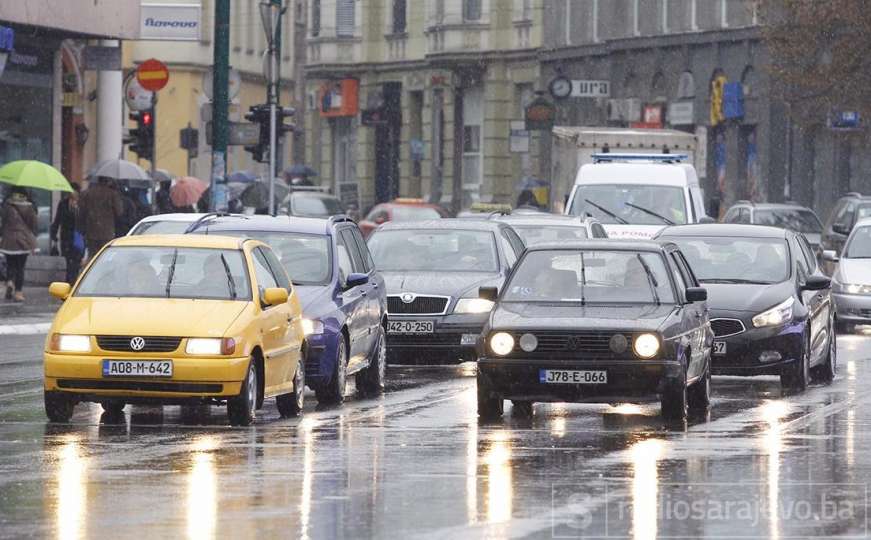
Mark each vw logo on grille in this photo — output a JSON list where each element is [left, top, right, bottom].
[[401, 293, 415, 303], [565, 336, 583, 351], [129, 337, 146, 351]]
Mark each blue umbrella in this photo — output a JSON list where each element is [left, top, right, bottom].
[[227, 170, 257, 183], [285, 164, 318, 177]]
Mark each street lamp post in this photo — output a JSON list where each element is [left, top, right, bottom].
[[260, 0, 282, 215]]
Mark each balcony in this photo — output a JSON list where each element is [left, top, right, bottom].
[[306, 36, 362, 68]]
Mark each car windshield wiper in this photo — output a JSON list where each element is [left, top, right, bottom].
[[636, 254, 660, 305], [219, 253, 237, 299], [165, 249, 179, 298], [700, 278, 770, 284], [584, 199, 628, 224], [624, 202, 675, 225]]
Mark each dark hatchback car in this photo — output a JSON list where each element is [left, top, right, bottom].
[[476, 241, 713, 422], [822, 193, 871, 265], [657, 224, 835, 391], [722, 202, 824, 253], [367, 219, 525, 364], [191, 214, 388, 403]]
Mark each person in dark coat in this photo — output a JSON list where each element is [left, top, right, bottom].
[[77, 177, 123, 259], [50, 183, 84, 283], [0, 188, 37, 302]]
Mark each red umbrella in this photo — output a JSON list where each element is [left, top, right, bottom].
[[170, 176, 208, 207]]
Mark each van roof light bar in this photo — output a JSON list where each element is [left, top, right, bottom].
[[592, 153, 688, 163]]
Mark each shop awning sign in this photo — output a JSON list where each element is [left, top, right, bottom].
[[140, 3, 202, 41], [571, 80, 610, 98]]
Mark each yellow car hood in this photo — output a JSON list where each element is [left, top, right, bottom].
[[53, 297, 249, 337]]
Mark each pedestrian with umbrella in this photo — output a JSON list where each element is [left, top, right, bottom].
[[283, 164, 317, 187], [50, 183, 85, 284], [170, 176, 208, 212], [78, 177, 123, 259], [0, 160, 74, 302]]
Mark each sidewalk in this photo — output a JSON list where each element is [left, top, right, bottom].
[[0, 286, 62, 319]]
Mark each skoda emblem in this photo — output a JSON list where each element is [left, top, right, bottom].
[[401, 293, 415, 304], [130, 337, 146, 351]]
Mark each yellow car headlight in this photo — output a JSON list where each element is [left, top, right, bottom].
[[454, 298, 495, 314], [186, 338, 236, 356], [633, 333, 660, 359], [50, 334, 91, 353], [489, 332, 515, 356]]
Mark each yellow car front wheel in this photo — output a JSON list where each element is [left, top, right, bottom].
[[228, 360, 258, 426]]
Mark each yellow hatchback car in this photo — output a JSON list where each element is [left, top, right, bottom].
[[43, 234, 305, 426]]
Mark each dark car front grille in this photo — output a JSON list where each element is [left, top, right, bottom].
[[533, 331, 632, 355], [710, 319, 746, 338], [96, 336, 182, 353], [387, 295, 449, 315], [389, 333, 463, 347]]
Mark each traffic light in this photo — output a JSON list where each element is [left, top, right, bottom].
[[244, 104, 270, 163], [277, 106, 297, 136], [128, 109, 155, 161]]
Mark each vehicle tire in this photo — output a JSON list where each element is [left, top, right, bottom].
[[45, 391, 74, 423], [511, 400, 534, 418], [100, 400, 126, 416], [477, 373, 503, 420], [661, 361, 688, 422], [356, 326, 387, 397], [687, 360, 711, 413], [781, 333, 810, 393], [227, 360, 258, 426], [276, 361, 305, 418], [316, 336, 347, 404], [811, 321, 837, 385]]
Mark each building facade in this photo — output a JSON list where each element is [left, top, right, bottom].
[[124, 0, 307, 180], [304, 0, 544, 214]]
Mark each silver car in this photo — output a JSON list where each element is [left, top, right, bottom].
[[825, 217, 871, 332]]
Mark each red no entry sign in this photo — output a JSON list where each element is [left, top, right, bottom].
[[136, 58, 169, 92]]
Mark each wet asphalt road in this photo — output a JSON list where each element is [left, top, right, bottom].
[[1, 324, 870, 539]]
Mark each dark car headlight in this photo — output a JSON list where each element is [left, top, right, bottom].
[[633, 333, 660, 359], [752, 298, 794, 328], [489, 332, 515, 356]]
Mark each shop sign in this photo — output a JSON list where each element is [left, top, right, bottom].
[[319, 79, 359, 118], [0, 25, 14, 51], [571, 80, 610, 98], [830, 111, 861, 131], [83, 45, 121, 71], [668, 101, 695, 126], [710, 75, 727, 126], [631, 104, 664, 129], [722, 82, 744, 119], [509, 121, 530, 153], [140, 3, 202, 41], [525, 96, 555, 131]]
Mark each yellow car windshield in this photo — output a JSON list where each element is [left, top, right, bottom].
[[76, 246, 252, 301]]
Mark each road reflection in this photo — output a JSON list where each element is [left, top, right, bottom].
[[482, 430, 513, 525], [55, 434, 87, 540], [760, 400, 788, 540], [631, 438, 664, 540], [186, 435, 219, 540]]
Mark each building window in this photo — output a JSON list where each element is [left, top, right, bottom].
[[393, 0, 407, 33], [463, 0, 482, 21], [336, 0, 355, 37], [311, 0, 320, 37]]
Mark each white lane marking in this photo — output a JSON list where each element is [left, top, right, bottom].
[[0, 322, 51, 335]]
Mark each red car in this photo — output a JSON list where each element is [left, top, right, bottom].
[[359, 199, 449, 238]]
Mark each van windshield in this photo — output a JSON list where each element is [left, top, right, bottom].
[[568, 184, 688, 225]]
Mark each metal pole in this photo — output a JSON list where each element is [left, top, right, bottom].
[[210, 0, 231, 212], [96, 39, 122, 162], [267, 3, 280, 216], [149, 94, 157, 212]]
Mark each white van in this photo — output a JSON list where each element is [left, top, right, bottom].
[[564, 153, 709, 239]]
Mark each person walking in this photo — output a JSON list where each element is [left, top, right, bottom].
[[50, 183, 84, 283], [77, 176, 123, 259], [0, 188, 37, 302]]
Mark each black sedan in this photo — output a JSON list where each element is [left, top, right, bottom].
[[476, 240, 713, 421], [367, 219, 525, 364], [657, 224, 835, 391]]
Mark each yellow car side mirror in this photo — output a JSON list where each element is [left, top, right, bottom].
[[49, 282, 72, 300], [262, 287, 288, 306]]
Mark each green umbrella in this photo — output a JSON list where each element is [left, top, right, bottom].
[[0, 160, 73, 192]]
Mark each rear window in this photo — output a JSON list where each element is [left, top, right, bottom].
[[291, 194, 343, 217], [129, 220, 194, 235], [754, 209, 822, 234], [512, 225, 588, 246], [392, 206, 442, 221]]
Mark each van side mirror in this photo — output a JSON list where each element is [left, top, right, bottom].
[[685, 287, 707, 303], [49, 282, 71, 300], [802, 275, 831, 291], [832, 223, 850, 235], [479, 286, 498, 302]]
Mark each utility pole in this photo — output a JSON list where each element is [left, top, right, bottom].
[[210, 0, 230, 212], [261, 0, 283, 215]]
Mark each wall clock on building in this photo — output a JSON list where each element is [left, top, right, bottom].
[[549, 76, 572, 99]]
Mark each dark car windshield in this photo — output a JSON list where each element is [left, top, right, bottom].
[[76, 246, 252, 300], [568, 184, 688, 225], [129, 220, 194, 235], [503, 249, 675, 304], [845, 226, 871, 258], [368, 229, 499, 272], [512, 225, 588, 246], [291, 194, 343, 217], [663, 236, 790, 284], [754, 209, 822, 233], [204, 230, 331, 285]]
